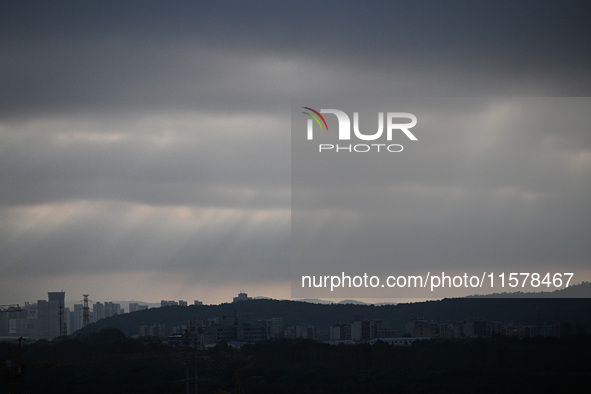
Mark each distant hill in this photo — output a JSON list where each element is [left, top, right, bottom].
[[337, 299, 368, 305], [65, 300, 159, 310], [466, 281, 591, 298], [295, 298, 336, 305], [76, 296, 591, 339], [113, 300, 160, 310]]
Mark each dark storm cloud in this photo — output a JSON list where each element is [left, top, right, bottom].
[[0, 112, 289, 207], [1, 1, 590, 302], [2, 1, 590, 117]]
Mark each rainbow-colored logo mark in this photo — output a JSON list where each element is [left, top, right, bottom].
[[302, 107, 328, 132]]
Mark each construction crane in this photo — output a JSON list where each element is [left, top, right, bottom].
[[0, 305, 22, 313]]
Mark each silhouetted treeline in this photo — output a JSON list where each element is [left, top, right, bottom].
[[2, 329, 590, 393], [221, 335, 591, 393], [2, 329, 185, 393]]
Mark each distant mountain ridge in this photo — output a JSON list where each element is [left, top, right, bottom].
[[78, 293, 591, 339], [465, 281, 591, 298]]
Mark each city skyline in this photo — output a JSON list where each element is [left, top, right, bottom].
[[7, 289, 250, 310]]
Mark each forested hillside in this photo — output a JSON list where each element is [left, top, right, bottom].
[[81, 296, 591, 338]]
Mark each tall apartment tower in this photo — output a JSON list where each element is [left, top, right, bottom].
[[71, 304, 83, 333], [36, 300, 49, 339], [48, 291, 65, 340]]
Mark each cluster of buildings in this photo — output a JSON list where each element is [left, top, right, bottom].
[[1, 291, 565, 343], [143, 316, 320, 347], [140, 292, 319, 345], [327, 317, 563, 344], [0, 291, 148, 340], [162, 316, 286, 346], [0, 292, 67, 340], [329, 319, 397, 342], [160, 300, 203, 307], [404, 317, 563, 339], [320, 316, 564, 346], [1, 292, 221, 341]]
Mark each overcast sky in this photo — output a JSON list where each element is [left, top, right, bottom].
[[291, 97, 591, 298], [1, 1, 590, 305]]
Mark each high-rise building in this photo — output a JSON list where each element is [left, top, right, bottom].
[[104, 302, 121, 317], [93, 302, 104, 322], [130, 303, 148, 312], [233, 291, 252, 302], [71, 304, 83, 333], [0, 311, 8, 336], [92, 302, 121, 322], [48, 291, 65, 339], [36, 300, 49, 340]]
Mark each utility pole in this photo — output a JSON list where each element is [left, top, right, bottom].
[[3, 337, 25, 393], [58, 305, 63, 338], [183, 321, 198, 394], [1, 304, 24, 392]]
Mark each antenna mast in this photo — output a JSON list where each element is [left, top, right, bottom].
[[82, 294, 90, 328]]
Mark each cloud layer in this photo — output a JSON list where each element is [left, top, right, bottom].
[[1, 1, 590, 303]]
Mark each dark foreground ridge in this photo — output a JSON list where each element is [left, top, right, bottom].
[[2, 332, 590, 393]]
